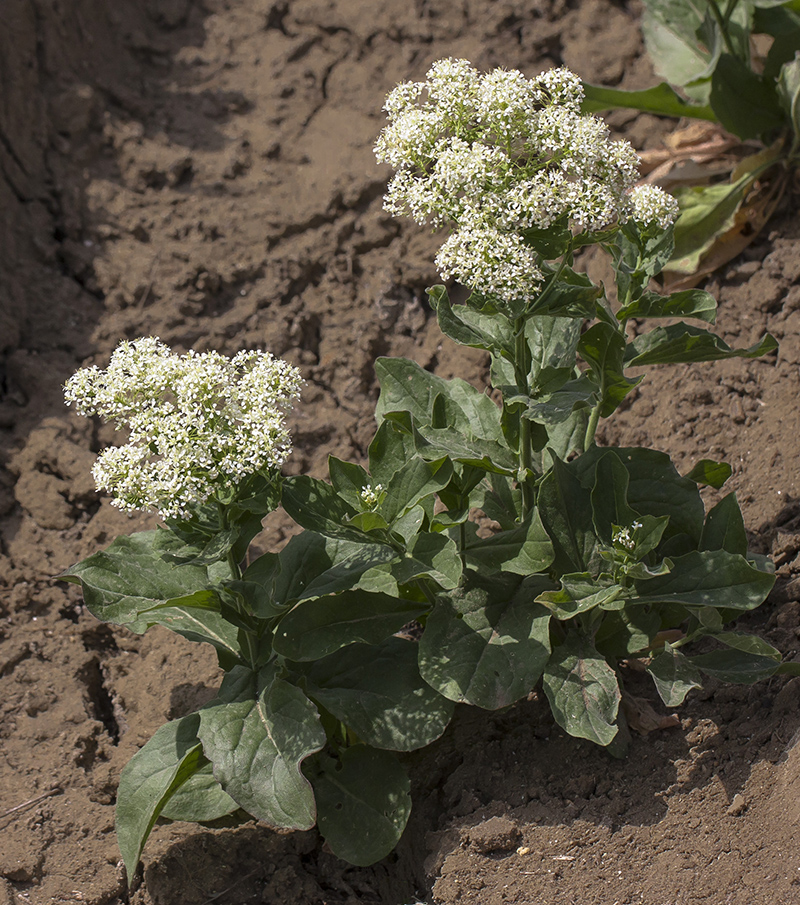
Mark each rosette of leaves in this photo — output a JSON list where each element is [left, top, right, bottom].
[[61, 209, 787, 881], [583, 0, 800, 282]]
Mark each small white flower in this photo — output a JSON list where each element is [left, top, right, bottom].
[[359, 484, 384, 510], [375, 58, 654, 306], [626, 184, 680, 229], [435, 228, 544, 302], [64, 338, 302, 519]]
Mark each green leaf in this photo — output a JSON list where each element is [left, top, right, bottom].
[[688, 648, 781, 683], [542, 633, 620, 746], [646, 641, 703, 706], [197, 664, 326, 829], [368, 420, 417, 486], [116, 714, 206, 882], [536, 574, 624, 619], [595, 607, 661, 658], [234, 533, 397, 617], [627, 323, 777, 366], [304, 636, 455, 750], [590, 452, 638, 545], [579, 322, 642, 418], [328, 457, 370, 511], [641, 0, 710, 77], [310, 746, 411, 867], [427, 285, 515, 359], [463, 508, 555, 576], [159, 760, 239, 823], [700, 492, 748, 556], [582, 80, 715, 120], [272, 590, 426, 661], [419, 573, 553, 710], [634, 550, 775, 610], [382, 455, 452, 523], [667, 154, 777, 274], [392, 532, 463, 589], [617, 289, 717, 324], [685, 459, 732, 489], [60, 531, 240, 663], [61, 530, 215, 623], [538, 456, 600, 573], [777, 54, 800, 143], [573, 446, 705, 546], [526, 375, 596, 425], [281, 476, 367, 543], [710, 53, 785, 140]]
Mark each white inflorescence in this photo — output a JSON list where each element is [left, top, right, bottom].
[[626, 183, 680, 230], [376, 59, 677, 305], [64, 337, 303, 519]]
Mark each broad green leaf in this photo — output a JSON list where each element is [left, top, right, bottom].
[[536, 574, 624, 619], [617, 289, 717, 324], [61, 531, 239, 662], [700, 492, 748, 556], [392, 532, 463, 589], [715, 630, 781, 660], [281, 476, 367, 543], [116, 714, 206, 881], [160, 760, 239, 822], [542, 633, 620, 746], [538, 456, 600, 573], [463, 508, 555, 576], [427, 285, 515, 359], [688, 648, 781, 683], [304, 636, 455, 750], [634, 550, 775, 609], [572, 446, 705, 545], [127, 606, 240, 665], [685, 459, 732, 489], [382, 455, 452, 523], [419, 573, 553, 710], [61, 530, 216, 624], [582, 80, 715, 120], [777, 54, 800, 143], [710, 53, 785, 140], [594, 607, 661, 658], [579, 322, 642, 417], [527, 315, 583, 376], [641, 1, 712, 88], [412, 426, 516, 475], [197, 665, 325, 829], [647, 641, 703, 706], [668, 152, 778, 274], [526, 375, 596, 425], [627, 322, 777, 366], [234, 534, 396, 616], [590, 452, 638, 545], [328, 457, 370, 511], [272, 590, 426, 661], [310, 747, 411, 866], [368, 420, 417, 486]]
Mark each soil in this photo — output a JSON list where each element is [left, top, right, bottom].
[[2, 1, 800, 903]]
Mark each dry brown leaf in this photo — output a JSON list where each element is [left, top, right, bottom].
[[621, 692, 682, 737]]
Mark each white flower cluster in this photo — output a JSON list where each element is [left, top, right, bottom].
[[376, 59, 677, 304], [626, 184, 680, 230], [612, 520, 643, 553], [64, 337, 302, 519], [359, 483, 384, 510]]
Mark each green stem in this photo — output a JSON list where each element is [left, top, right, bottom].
[[513, 320, 535, 518], [708, 0, 738, 58]]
